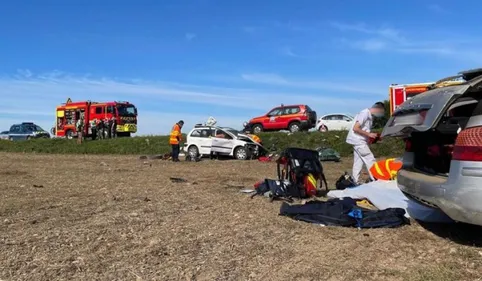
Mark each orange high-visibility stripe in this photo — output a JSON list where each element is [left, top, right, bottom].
[[370, 160, 391, 180], [169, 124, 182, 145], [370, 158, 403, 180], [389, 159, 403, 179]]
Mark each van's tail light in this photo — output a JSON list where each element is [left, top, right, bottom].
[[453, 126, 482, 161], [404, 138, 413, 152]]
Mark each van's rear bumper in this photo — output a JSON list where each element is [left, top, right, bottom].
[[398, 162, 482, 226]]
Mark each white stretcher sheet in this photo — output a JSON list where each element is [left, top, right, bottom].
[[327, 180, 454, 223]]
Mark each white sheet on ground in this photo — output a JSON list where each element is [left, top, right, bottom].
[[327, 180, 453, 223]]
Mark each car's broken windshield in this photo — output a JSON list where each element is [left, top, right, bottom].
[[223, 128, 240, 136]]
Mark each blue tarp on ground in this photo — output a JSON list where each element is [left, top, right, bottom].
[[327, 180, 454, 223]]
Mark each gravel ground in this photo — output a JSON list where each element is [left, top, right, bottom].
[[0, 153, 481, 281]]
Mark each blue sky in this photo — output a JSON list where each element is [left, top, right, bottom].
[[0, 0, 481, 135]]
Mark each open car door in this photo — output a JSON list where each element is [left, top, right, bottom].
[[211, 129, 234, 155]]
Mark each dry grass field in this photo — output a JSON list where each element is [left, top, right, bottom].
[[1, 152, 481, 281]]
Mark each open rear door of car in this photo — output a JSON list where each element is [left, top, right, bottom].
[[382, 82, 477, 138]]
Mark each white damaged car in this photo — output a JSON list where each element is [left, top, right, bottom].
[[183, 125, 264, 160]]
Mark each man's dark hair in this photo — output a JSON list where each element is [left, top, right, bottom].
[[178, 120, 184, 125], [372, 102, 385, 109]]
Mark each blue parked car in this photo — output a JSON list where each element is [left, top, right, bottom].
[[6, 122, 50, 141]]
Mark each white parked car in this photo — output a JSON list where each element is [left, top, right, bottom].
[[0, 131, 9, 140], [316, 114, 354, 132], [183, 125, 264, 160]]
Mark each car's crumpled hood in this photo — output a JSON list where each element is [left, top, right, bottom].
[[237, 133, 267, 150]]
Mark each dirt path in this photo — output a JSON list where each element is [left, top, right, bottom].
[[0, 153, 481, 281]]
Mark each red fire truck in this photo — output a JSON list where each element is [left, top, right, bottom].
[[388, 68, 482, 115], [389, 82, 433, 115], [53, 98, 138, 138], [389, 77, 468, 115]]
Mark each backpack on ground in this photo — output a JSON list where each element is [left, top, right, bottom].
[[251, 179, 297, 202], [335, 172, 357, 190], [275, 147, 328, 200]]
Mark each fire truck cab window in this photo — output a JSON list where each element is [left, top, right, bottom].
[[95, 107, 103, 114], [107, 106, 115, 114], [65, 110, 75, 125]]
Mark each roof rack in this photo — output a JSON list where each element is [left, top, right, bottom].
[[434, 74, 463, 85], [459, 68, 482, 81]]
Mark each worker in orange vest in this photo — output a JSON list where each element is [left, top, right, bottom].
[[369, 158, 403, 181], [169, 120, 184, 162]]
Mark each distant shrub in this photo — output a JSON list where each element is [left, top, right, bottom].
[[0, 131, 403, 158]]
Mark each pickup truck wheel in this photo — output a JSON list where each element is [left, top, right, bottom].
[[234, 146, 248, 160], [252, 124, 263, 134], [289, 122, 301, 133]]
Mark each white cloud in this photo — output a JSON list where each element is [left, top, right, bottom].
[[0, 70, 385, 135], [330, 21, 481, 61], [353, 39, 387, 52], [241, 73, 386, 95], [330, 22, 406, 44], [428, 4, 450, 14], [185, 33, 196, 41]]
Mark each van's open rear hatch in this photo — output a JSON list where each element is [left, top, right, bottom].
[[382, 85, 471, 138]]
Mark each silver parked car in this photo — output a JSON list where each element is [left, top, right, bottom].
[[382, 68, 482, 226]]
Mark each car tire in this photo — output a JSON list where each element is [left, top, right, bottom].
[[319, 125, 328, 132], [66, 130, 74, 139], [252, 124, 263, 134], [234, 146, 248, 160], [188, 145, 199, 157], [289, 122, 301, 133]]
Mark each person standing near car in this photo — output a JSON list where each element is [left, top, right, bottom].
[[169, 120, 184, 162], [346, 102, 385, 183]]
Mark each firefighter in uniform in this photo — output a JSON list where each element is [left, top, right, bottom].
[[76, 115, 84, 144], [369, 158, 403, 181], [89, 119, 97, 140], [169, 120, 184, 162]]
